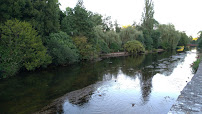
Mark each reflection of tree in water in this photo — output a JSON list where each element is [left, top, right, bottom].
[[143, 51, 187, 76], [138, 70, 153, 104], [137, 51, 187, 103], [153, 52, 186, 76], [95, 51, 187, 104], [0, 50, 190, 113], [121, 55, 145, 76]]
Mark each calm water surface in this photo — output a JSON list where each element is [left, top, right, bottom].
[[0, 48, 198, 114]]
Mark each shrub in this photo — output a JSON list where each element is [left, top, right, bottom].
[[192, 56, 202, 73], [124, 40, 145, 54], [0, 19, 51, 77]]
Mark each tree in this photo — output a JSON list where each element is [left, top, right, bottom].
[[61, 6, 95, 40], [141, 0, 155, 32], [25, 0, 60, 37], [178, 32, 189, 46], [46, 32, 79, 65], [142, 29, 153, 50], [141, 0, 155, 50], [0, 0, 26, 23], [124, 40, 145, 54], [90, 13, 103, 26], [197, 31, 202, 47], [72, 36, 97, 60], [0, 19, 51, 77], [158, 24, 181, 50], [105, 30, 121, 52], [114, 20, 121, 33], [151, 30, 160, 49], [0, 0, 61, 37], [120, 26, 144, 46], [102, 16, 113, 31], [93, 26, 110, 53]]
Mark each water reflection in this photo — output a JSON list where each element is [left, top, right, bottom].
[[0, 48, 197, 114]]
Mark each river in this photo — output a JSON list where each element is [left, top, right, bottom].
[[0, 48, 198, 114]]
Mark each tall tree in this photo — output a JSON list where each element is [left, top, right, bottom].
[[141, 0, 155, 50], [102, 16, 113, 31], [0, 0, 26, 23], [77, 0, 84, 7], [61, 6, 94, 37], [114, 20, 121, 33], [23, 0, 60, 37], [0, 0, 60, 37], [141, 0, 155, 32]]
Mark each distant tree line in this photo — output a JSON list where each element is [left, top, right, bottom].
[[0, 0, 192, 77]]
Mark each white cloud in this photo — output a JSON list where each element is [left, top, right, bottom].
[[59, 0, 202, 37]]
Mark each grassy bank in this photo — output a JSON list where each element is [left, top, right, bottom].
[[192, 54, 202, 73]]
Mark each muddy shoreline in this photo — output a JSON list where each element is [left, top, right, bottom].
[[35, 82, 103, 114], [100, 49, 165, 58]]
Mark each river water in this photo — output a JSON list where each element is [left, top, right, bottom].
[[0, 48, 198, 114]]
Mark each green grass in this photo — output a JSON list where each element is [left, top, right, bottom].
[[192, 55, 202, 73]]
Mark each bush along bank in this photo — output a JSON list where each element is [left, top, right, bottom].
[[192, 55, 202, 73]]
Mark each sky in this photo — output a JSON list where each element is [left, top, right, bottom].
[[58, 0, 202, 38]]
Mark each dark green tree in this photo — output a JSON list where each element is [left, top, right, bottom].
[[114, 20, 121, 33], [142, 29, 153, 49], [0, 19, 51, 77], [178, 32, 189, 46], [61, 6, 94, 37], [141, 0, 155, 50], [151, 30, 160, 49], [0, 0, 60, 37], [0, 0, 26, 23], [23, 0, 60, 37], [46, 32, 79, 65]]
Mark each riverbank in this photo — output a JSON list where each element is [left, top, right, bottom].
[[100, 49, 165, 58], [100, 52, 130, 58], [169, 61, 202, 113]]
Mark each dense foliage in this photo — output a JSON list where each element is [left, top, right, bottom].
[[178, 32, 190, 47], [0, 0, 193, 77], [120, 26, 144, 45], [72, 36, 97, 60], [158, 24, 181, 50], [0, 20, 51, 77], [46, 32, 79, 65], [124, 40, 145, 54]]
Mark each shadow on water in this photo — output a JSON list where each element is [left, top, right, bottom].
[[0, 48, 197, 114]]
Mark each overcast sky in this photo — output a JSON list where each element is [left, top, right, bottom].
[[58, 0, 202, 38]]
